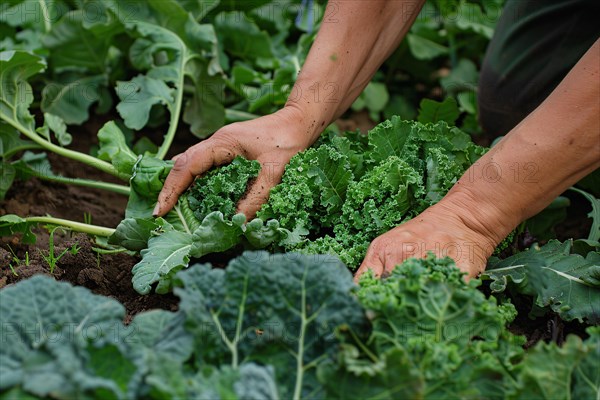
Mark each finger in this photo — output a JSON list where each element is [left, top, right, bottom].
[[354, 249, 384, 284], [155, 142, 238, 216], [236, 158, 286, 219]]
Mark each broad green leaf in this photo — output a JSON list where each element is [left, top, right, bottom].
[[244, 218, 291, 248], [0, 161, 15, 200], [35, 113, 72, 146], [116, 75, 174, 131], [406, 33, 448, 60], [108, 217, 160, 251], [42, 10, 116, 73], [0, 0, 68, 31], [97, 121, 138, 176], [526, 196, 570, 240], [128, 310, 193, 363], [190, 212, 245, 258], [0, 50, 46, 133], [484, 240, 600, 323], [508, 334, 588, 399], [0, 275, 127, 398], [570, 187, 600, 242], [41, 74, 109, 125], [174, 251, 366, 398], [126, 155, 173, 219], [418, 98, 460, 125], [214, 11, 273, 63], [183, 58, 226, 138], [440, 58, 478, 95], [0, 214, 36, 243], [454, 3, 495, 39], [132, 226, 194, 295], [0, 123, 41, 160]]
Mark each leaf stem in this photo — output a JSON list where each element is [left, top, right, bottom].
[[155, 41, 192, 160], [38, 0, 52, 33], [293, 268, 310, 400], [25, 169, 130, 195], [8, 119, 129, 180], [225, 108, 260, 123], [23, 216, 115, 237]]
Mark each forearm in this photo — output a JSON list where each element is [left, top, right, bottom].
[[285, 0, 425, 144], [446, 39, 600, 244]]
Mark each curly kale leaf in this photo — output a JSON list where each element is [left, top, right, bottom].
[[187, 156, 260, 222], [319, 255, 525, 399], [261, 117, 483, 269], [257, 144, 353, 232]]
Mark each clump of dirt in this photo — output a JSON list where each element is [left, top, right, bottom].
[[1, 226, 178, 322], [0, 114, 185, 320]]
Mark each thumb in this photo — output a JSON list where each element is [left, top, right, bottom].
[[354, 248, 385, 284], [155, 142, 238, 216], [236, 159, 286, 219]]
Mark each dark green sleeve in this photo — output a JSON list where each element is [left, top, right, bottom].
[[478, 0, 600, 138]]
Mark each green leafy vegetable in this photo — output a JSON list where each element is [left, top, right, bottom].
[[2, 252, 597, 398], [319, 254, 525, 399], [188, 157, 260, 221], [484, 240, 600, 324]]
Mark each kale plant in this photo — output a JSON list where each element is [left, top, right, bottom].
[[2, 252, 598, 399], [111, 116, 485, 293]]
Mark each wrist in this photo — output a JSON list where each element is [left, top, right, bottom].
[[279, 100, 333, 147], [440, 186, 518, 250]]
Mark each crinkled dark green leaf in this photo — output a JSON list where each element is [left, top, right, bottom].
[[508, 333, 589, 400], [321, 255, 523, 399], [174, 251, 366, 398], [0, 276, 130, 399], [484, 240, 600, 323]]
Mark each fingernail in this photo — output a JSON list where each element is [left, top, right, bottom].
[[152, 203, 160, 217]]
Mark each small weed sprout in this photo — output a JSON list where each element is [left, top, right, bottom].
[[38, 227, 79, 274]]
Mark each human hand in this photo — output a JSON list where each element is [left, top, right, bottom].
[[355, 200, 501, 282], [154, 106, 313, 218]]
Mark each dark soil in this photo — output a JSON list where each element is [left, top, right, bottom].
[[0, 114, 188, 322]]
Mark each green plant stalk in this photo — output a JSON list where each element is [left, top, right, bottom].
[[38, 0, 52, 33], [8, 120, 129, 181], [8, 264, 18, 276], [154, 30, 193, 160], [569, 187, 600, 242], [293, 269, 309, 400], [4, 143, 44, 159], [23, 216, 115, 237], [24, 168, 130, 195], [225, 109, 260, 123]]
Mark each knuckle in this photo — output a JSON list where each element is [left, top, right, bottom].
[[172, 152, 190, 172]]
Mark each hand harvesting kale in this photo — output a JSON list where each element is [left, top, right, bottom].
[[155, 1, 600, 280]]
